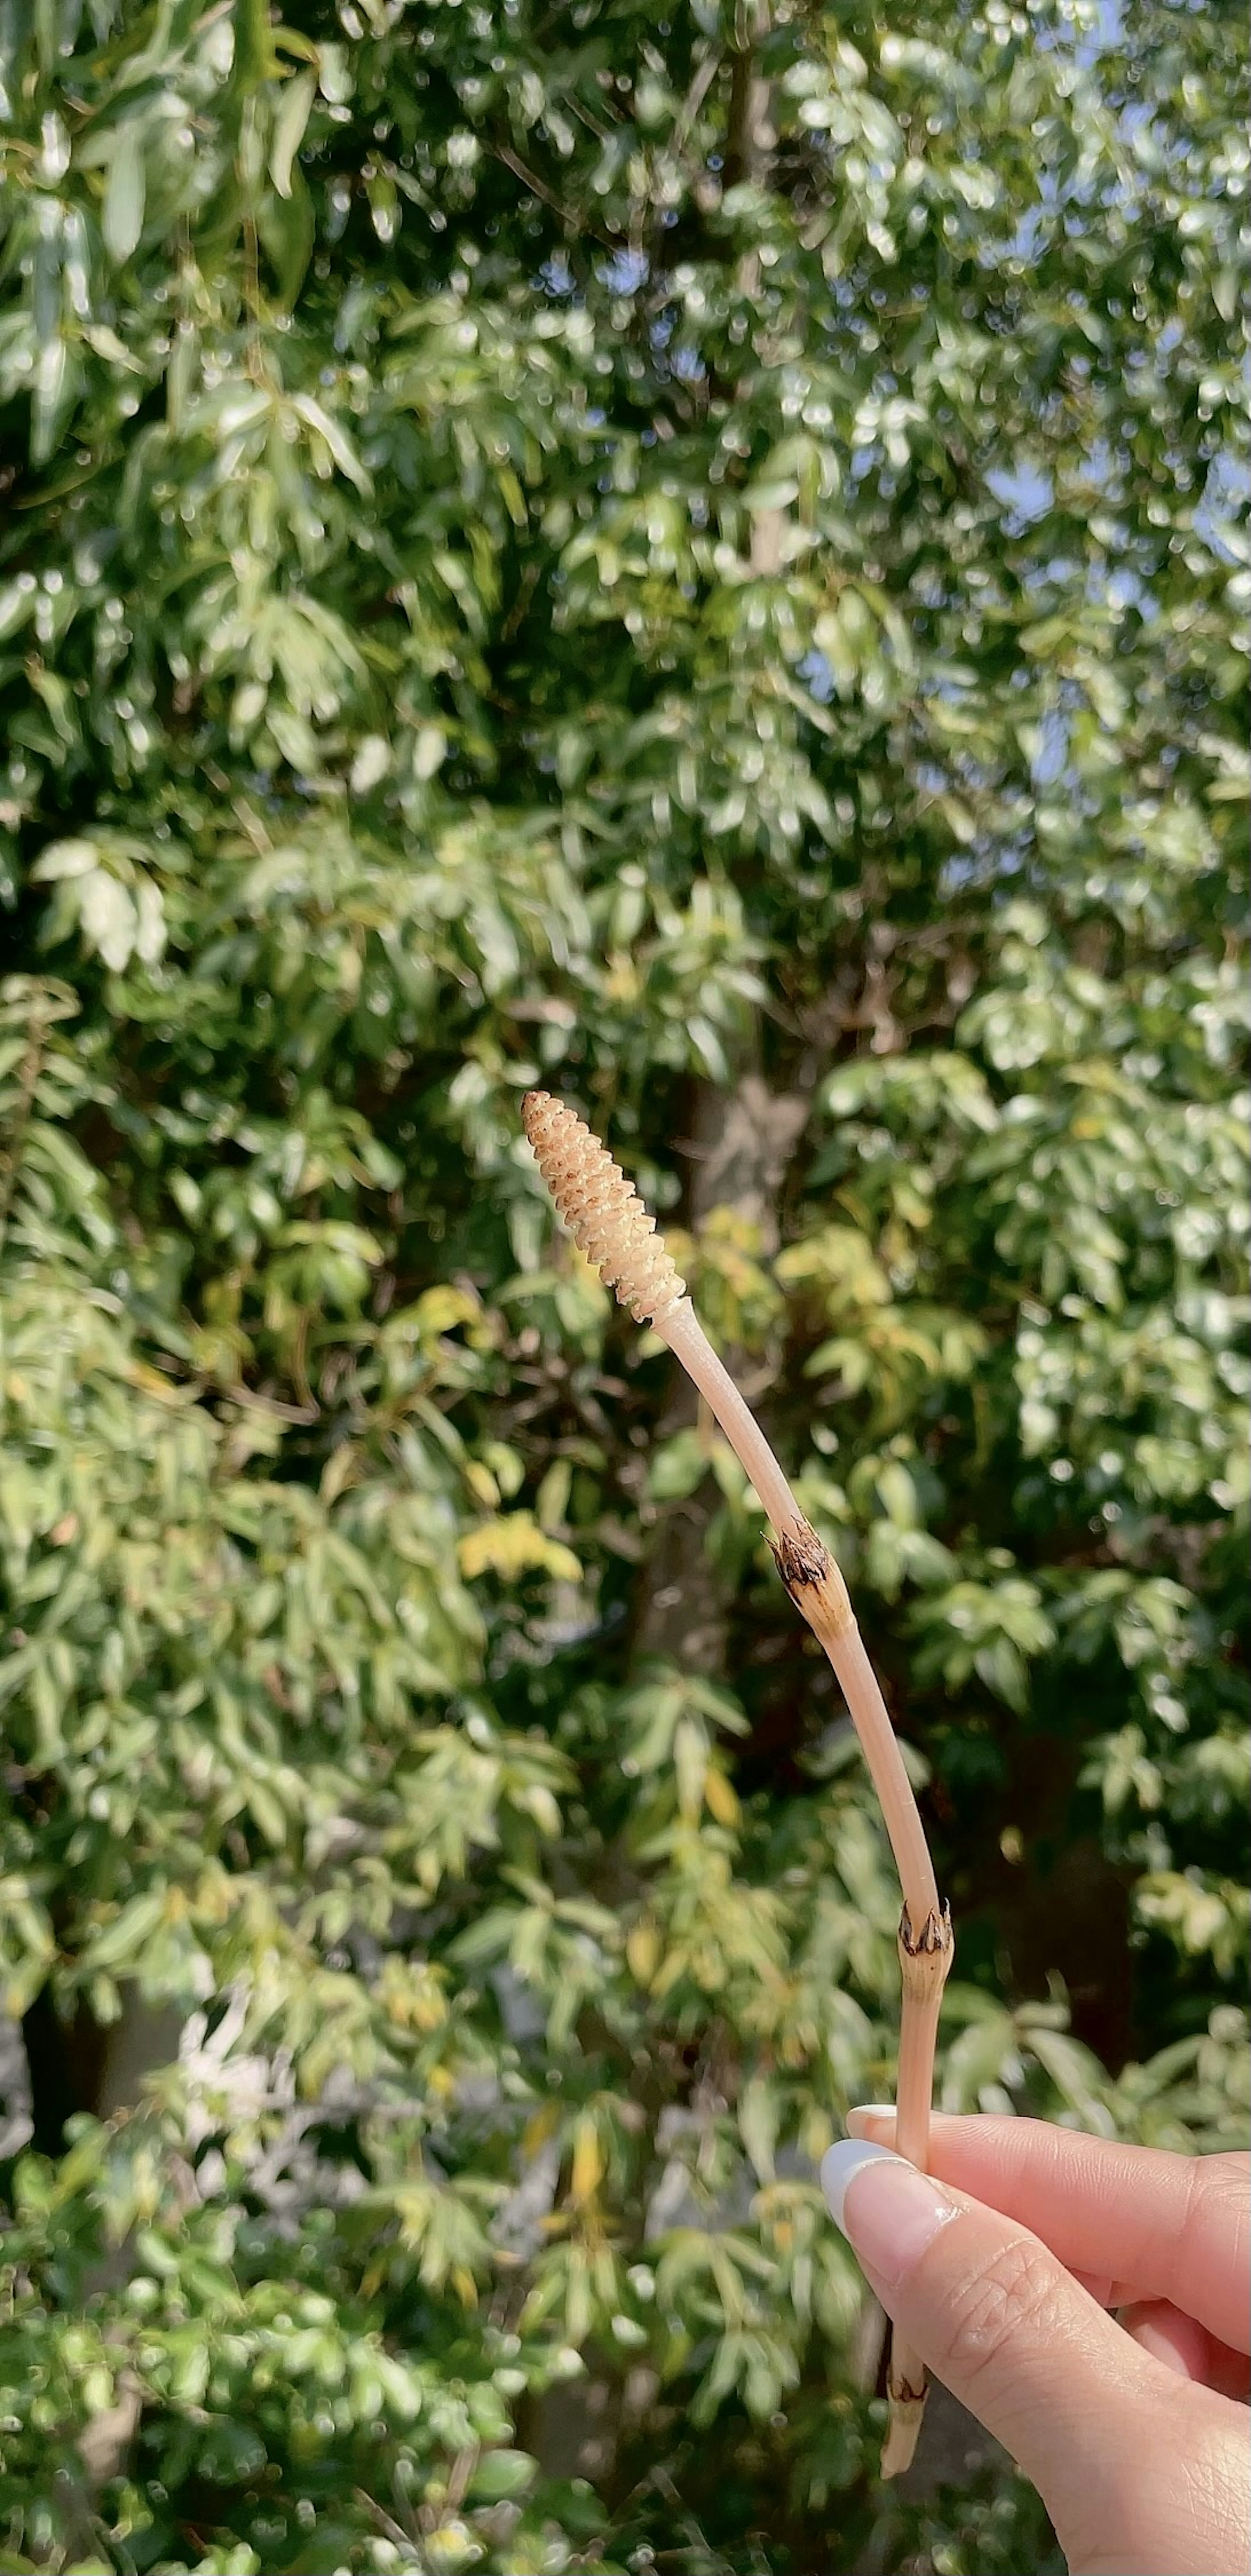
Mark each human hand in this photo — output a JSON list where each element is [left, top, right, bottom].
[[820, 2112, 1250, 2576]]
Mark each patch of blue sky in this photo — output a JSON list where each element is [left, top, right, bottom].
[[600, 249, 649, 297], [986, 463, 1054, 532]]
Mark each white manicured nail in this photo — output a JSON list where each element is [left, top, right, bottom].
[[822, 2142, 956, 2284], [820, 2139, 900, 2230]]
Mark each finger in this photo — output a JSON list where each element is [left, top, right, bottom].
[[846, 2108, 1250, 2356], [1068, 2278, 1251, 2398], [1122, 2301, 1251, 2403], [821, 2139, 1181, 2563], [1071, 2269, 1141, 2309], [1124, 2299, 1213, 2383]]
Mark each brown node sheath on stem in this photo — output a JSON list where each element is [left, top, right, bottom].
[[771, 1518, 832, 1592], [900, 1901, 954, 1967], [772, 1520, 855, 1638]]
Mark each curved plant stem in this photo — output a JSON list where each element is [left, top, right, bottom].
[[656, 1295, 954, 2474], [658, 1298, 807, 1543], [520, 1097, 954, 2479]]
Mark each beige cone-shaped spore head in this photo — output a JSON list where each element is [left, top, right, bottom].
[[523, 1092, 685, 1326]]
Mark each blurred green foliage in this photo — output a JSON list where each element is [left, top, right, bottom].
[[0, 0, 1246, 2567]]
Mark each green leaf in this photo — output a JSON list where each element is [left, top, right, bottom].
[[257, 171, 315, 308], [102, 128, 145, 264], [270, 69, 316, 199], [291, 391, 372, 493]]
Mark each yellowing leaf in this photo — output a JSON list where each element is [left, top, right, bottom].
[[523, 2101, 561, 2156], [570, 2116, 604, 2204], [415, 1284, 480, 1337], [704, 1766, 740, 1828], [457, 1513, 581, 1584], [626, 1918, 661, 1985]]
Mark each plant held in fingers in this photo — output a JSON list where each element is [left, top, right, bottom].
[[521, 1090, 955, 2477]]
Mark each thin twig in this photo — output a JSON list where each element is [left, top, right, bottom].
[[491, 141, 616, 250], [671, 47, 723, 164]]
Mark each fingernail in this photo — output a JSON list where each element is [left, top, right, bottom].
[[845, 2103, 896, 2138], [821, 2143, 955, 2288]]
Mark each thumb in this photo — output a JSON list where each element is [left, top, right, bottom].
[[821, 2140, 1161, 2549]]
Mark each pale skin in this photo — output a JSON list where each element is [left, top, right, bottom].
[[828, 2111, 1251, 2576]]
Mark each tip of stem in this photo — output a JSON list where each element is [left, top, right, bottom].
[[521, 1091, 685, 1324]]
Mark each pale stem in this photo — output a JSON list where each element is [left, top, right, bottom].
[[878, 1946, 948, 2475], [895, 1981, 942, 2175], [881, 1977, 944, 2469], [657, 1297, 939, 1929], [804, 1605, 940, 1937], [656, 1296, 807, 1540], [654, 1291, 952, 2480]]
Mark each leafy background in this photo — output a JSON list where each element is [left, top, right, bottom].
[[0, 0, 1246, 2568]]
